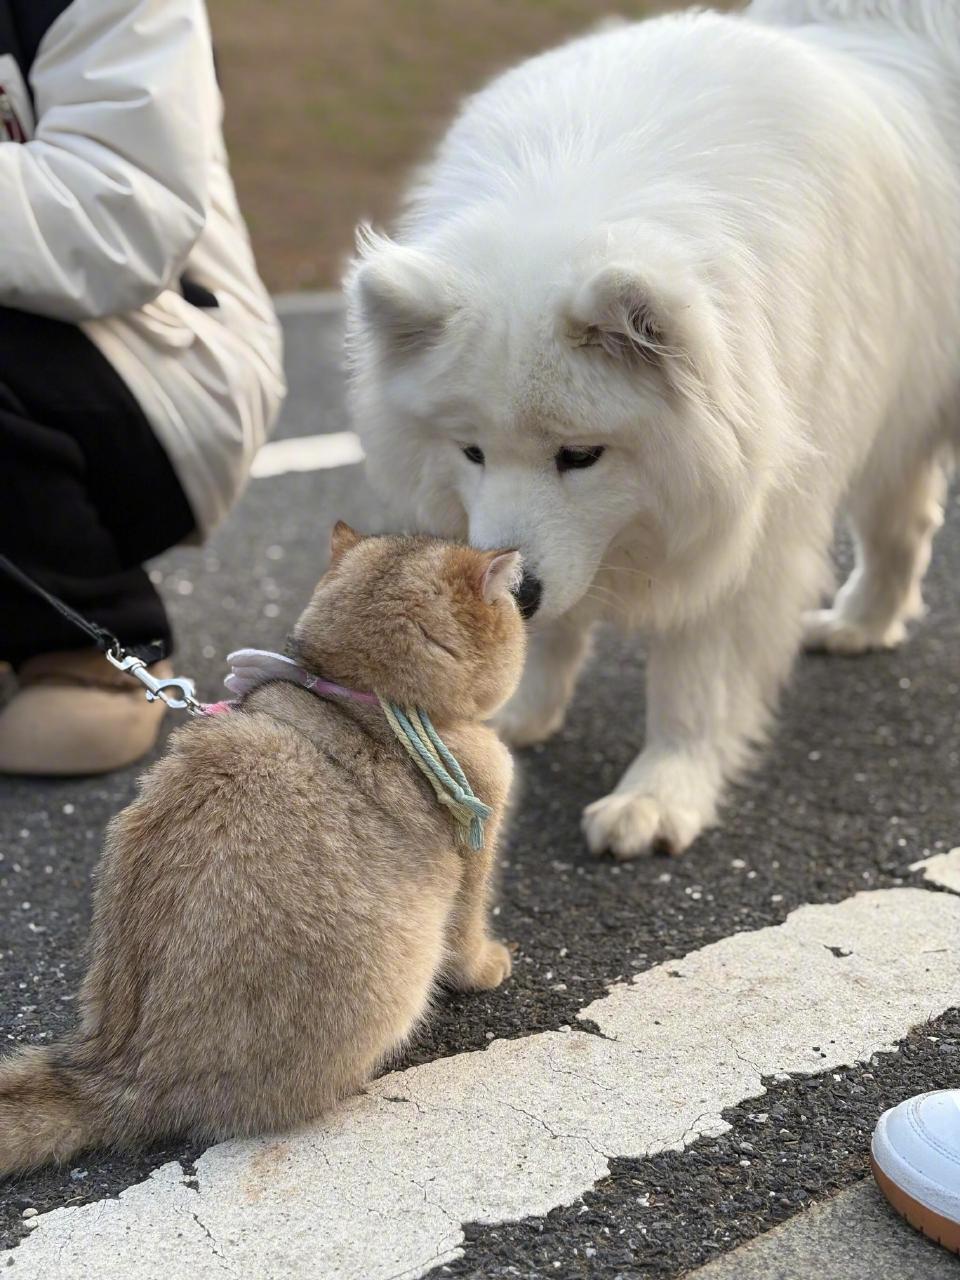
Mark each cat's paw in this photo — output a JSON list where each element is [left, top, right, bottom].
[[582, 791, 704, 860], [463, 939, 513, 991], [802, 608, 909, 655]]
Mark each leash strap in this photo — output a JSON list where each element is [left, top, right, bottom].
[[0, 552, 203, 709], [0, 553, 164, 664]]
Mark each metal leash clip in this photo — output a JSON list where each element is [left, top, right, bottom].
[[0, 554, 206, 715], [105, 647, 202, 714]]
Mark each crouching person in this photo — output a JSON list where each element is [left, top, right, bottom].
[[0, 0, 285, 774]]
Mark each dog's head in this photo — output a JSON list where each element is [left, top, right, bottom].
[[346, 219, 784, 628]]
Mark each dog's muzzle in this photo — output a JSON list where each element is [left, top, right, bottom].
[[513, 569, 543, 620]]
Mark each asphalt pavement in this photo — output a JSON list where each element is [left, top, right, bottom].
[[1, 300, 958, 1278]]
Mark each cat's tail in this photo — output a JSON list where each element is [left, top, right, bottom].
[[0, 1046, 110, 1176]]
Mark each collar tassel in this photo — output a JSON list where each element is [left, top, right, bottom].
[[378, 700, 491, 850]]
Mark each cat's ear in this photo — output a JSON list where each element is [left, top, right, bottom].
[[330, 520, 362, 565], [477, 549, 522, 604]]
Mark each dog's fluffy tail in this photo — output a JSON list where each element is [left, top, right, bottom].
[[0, 1046, 108, 1175]]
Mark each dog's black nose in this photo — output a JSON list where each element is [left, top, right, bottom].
[[513, 570, 542, 620]]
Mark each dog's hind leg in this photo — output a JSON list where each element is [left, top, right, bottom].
[[803, 450, 949, 655]]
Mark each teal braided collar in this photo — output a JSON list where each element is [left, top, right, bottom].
[[377, 701, 491, 850]]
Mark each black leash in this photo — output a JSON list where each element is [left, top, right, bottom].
[[0, 553, 200, 711], [0, 552, 162, 662]]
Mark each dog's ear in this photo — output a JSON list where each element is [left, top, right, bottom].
[[568, 264, 671, 362], [566, 263, 721, 388], [351, 230, 454, 349]]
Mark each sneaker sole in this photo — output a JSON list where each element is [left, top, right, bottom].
[[871, 1154, 960, 1255]]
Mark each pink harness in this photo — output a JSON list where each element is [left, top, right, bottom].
[[200, 649, 378, 715], [198, 648, 491, 850]]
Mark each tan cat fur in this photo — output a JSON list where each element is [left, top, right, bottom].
[[0, 526, 525, 1173]]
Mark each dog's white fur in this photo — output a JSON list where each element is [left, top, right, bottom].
[[346, 0, 960, 858]]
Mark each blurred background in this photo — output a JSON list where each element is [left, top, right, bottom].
[[207, 0, 740, 292]]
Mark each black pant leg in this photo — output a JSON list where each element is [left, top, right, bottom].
[[0, 308, 197, 666], [0, 307, 197, 564]]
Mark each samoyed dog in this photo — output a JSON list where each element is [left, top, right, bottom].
[[346, 0, 960, 858]]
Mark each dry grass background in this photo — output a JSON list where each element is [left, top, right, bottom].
[[207, 1, 738, 291]]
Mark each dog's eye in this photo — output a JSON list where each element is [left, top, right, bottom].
[[556, 445, 605, 473], [462, 445, 485, 465]]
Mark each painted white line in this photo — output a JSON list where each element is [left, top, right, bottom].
[[250, 432, 365, 479], [5, 888, 959, 1279], [910, 847, 960, 894], [272, 289, 344, 317]]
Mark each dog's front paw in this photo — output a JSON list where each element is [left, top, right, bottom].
[[491, 697, 566, 748], [582, 791, 704, 859], [496, 680, 570, 747], [802, 607, 909, 655]]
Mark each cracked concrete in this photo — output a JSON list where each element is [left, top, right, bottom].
[[687, 1179, 960, 1280], [3, 887, 958, 1280], [189, 1207, 238, 1277], [911, 847, 960, 894], [3, 1163, 220, 1278]]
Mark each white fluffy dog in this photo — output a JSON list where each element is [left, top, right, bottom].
[[346, 0, 960, 858]]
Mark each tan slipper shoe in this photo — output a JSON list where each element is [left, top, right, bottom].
[[0, 648, 171, 776]]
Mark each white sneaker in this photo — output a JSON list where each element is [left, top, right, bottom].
[[871, 1089, 960, 1255]]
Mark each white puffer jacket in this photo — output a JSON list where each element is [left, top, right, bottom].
[[0, 0, 285, 537]]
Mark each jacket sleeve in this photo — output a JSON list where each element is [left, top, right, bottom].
[[0, 0, 218, 321]]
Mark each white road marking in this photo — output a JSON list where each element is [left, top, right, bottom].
[[911, 847, 960, 894], [5, 888, 959, 1280], [250, 432, 365, 479], [272, 289, 344, 317]]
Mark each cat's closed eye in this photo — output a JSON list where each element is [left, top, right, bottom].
[[414, 619, 461, 661]]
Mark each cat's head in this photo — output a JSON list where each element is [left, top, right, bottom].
[[291, 522, 526, 723]]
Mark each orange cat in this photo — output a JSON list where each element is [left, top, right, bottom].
[[0, 524, 525, 1173]]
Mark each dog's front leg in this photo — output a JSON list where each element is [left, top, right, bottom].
[[582, 558, 815, 858], [492, 600, 595, 748]]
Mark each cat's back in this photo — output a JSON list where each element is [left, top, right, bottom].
[[99, 692, 459, 926], [118, 707, 341, 852], [82, 698, 465, 1133]]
